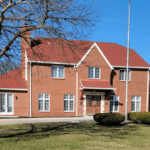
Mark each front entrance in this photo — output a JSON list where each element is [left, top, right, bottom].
[[86, 95, 101, 114]]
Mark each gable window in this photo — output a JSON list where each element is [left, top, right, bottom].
[[0, 94, 13, 114], [131, 96, 140, 112], [38, 94, 50, 111], [88, 67, 100, 79], [64, 94, 74, 112], [52, 66, 64, 78], [110, 95, 119, 112], [119, 69, 130, 81]]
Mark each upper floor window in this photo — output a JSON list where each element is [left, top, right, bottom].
[[110, 95, 119, 112], [52, 66, 64, 78], [131, 96, 140, 112], [119, 69, 130, 81], [88, 67, 100, 79]]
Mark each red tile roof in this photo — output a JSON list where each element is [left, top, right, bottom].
[[0, 68, 27, 89], [80, 79, 114, 89], [27, 38, 149, 68]]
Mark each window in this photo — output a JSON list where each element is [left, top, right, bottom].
[[38, 94, 50, 111], [88, 67, 100, 79], [64, 94, 74, 111], [0, 94, 13, 114], [52, 66, 64, 78], [131, 96, 140, 112], [119, 69, 130, 81], [110, 95, 119, 112]]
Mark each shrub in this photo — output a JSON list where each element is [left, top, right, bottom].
[[93, 113, 125, 126], [128, 112, 150, 124]]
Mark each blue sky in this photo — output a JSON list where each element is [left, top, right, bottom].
[[90, 0, 150, 64]]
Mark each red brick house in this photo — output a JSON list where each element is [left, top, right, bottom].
[[0, 28, 149, 117]]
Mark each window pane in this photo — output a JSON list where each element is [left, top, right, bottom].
[[0, 94, 5, 112], [136, 101, 140, 111], [64, 95, 68, 99], [132, 96, 135, 100], [69, 100, 74, 111], [7, 94, 12, 112], [109, 96, 113, 100], [45, 100, 49, 111], [39, 100, 43, 111], [69, 95, 73, 99], [114, 101, 118, 111], [131, 101, 135, 111], [110, 101, 113, 112], [64, 100, 68, 111], [59, 67, 64, 78], [136, 96, 140, 100], [39, 94, 43, 99], [45, 94, 49, 99], [87, 100, 92, 107], [124, 70, 130, 81], [88, 67, 93, 78], [119, 70, 124, 80], [95, 68, 100, 79], [52, 66, 57, 78]]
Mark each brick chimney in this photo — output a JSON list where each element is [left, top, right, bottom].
[[21, 24, 31, 80]]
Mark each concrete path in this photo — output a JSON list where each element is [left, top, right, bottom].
[[0, 116, 94, 124]]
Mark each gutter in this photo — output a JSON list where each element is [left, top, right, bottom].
[[30, 62, 32, 117]]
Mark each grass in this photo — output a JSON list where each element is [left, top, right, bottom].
[[0, 122, 150, 150]]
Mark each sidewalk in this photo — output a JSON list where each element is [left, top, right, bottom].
[[0, 116, 94, 124]]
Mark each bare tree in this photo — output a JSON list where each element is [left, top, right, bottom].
[[0, 0, 101, 73]]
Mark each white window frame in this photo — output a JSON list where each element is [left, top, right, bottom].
[[131, 96, 141, 112], [110, 95, 119, 112], [38, 93, 50, 112], [119, 69, 131, 81], [88, 67, 100, 79], [0, 93, 14, 115], [64, 94, 74, 112], [52, 65, 65, 79]]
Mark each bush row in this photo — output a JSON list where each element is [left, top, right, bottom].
[[93, 113, 125, 125], [128, 112, 150, 124]]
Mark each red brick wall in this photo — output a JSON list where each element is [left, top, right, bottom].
[[31, 64, 76, 117], [112, 69, 148, 115]]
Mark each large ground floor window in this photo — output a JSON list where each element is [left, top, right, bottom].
[[131, 96, 140, 112], [110, 95, 119, 112], [64, 94, 74, 112], [38, 94, 50, 111], [0, 93, 13, 114]]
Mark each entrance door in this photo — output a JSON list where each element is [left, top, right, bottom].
[[86, 95, 101, 115]]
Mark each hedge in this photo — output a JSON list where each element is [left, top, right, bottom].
[[128, 112, 150, 124], [93, 113, 125, 125]]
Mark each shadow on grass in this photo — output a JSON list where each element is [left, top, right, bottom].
[[0, 122, 140, 141]]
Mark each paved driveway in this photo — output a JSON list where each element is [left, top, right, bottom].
[[0, 116, 94, 124]]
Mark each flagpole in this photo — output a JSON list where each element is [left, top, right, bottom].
[[125, 0, 131, 124]]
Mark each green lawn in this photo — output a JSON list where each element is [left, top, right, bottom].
[[0, 122, 149, 150]]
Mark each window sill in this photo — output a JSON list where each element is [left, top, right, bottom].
[[38, 111, 50, 112], [0, 113, 14, 115], [52, 78, 65, 80], [64, 111, 74, 112]]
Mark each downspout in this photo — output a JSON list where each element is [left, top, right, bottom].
[[30, 62, 32, 117], [146, 70, 149, 112], [74, 65, 78, 117]]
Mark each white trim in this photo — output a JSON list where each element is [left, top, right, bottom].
[[30, 62, 32, 117], [0, 93, 14, 115], [76, 43, 113, 69], [25, 50, 28, 81], [76, 70, 78, 116], [81, 87, 116, 90], [146, 71, 149, 112], [0, 88, 27, 91], [113, 66, 150, 69], [28, 60, 76, 66], [38, 93, 50, 112], [110, 95, 119, 113], [101, 95, 105, 113], [51, 65, 65, 79]]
